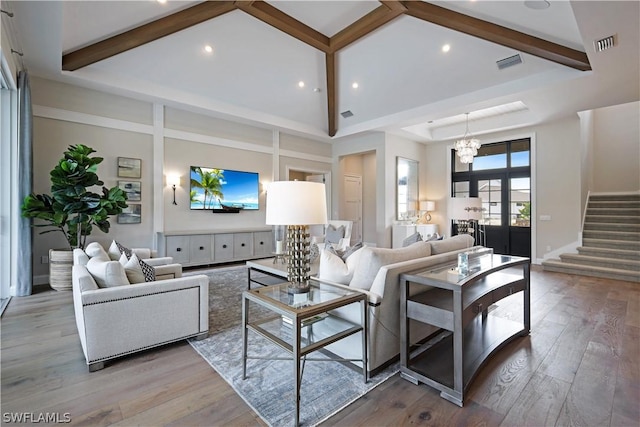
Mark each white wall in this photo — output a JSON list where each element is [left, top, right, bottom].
[[28, 78, 332, 284], [423, 116, 582, 262], [333, 132, 387, 244], [592, 101, 640, 192]]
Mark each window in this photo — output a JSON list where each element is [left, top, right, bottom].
[[510, 177, 530, 226]]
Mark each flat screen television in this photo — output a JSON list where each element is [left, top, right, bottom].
[[189, 166, 259, 211]]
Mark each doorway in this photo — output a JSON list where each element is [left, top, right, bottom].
[[286, 168, 331, 239], [452, 139, 531, 257], [343, 174, 362, 244]]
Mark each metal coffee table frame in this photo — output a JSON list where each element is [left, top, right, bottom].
[[242, 279, 368, 427]]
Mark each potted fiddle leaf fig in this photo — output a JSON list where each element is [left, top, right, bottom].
[[21, 144, 129, 290]]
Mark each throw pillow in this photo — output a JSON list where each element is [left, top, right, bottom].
[[349, 241, 431, 291], [107, 240, 121, 260], [85, 242, 109, 260], [425, 233, 440, 242], [402, 232, 423, 247], [86, 257, 130, 288], [139, 257, 156, 282], [309, 243, 320, 263], [318, 246, 365, 285], [335, 241, 364, 261], [325, 225, 345, 244], [115, 241, 132, 259], [123, 253, 156, 283]]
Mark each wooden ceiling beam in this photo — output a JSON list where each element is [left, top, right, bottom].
[[236, 1, 330, 52], [402, 1, 591, 71], [329, 3, 406, 53], [326, 52, 337, 137], [62, 1, 237, 71]]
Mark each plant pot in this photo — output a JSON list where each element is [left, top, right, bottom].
[[49, 249, 73, 291]]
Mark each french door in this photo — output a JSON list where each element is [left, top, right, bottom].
[[452, 139, 531, 257]]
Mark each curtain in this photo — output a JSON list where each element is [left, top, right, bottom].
[[13, 71, 32, 296]]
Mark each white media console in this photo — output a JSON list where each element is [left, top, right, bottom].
[[158, 228, 273, 267]]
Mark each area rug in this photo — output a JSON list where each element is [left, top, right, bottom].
[[185, 265, 398, 427]]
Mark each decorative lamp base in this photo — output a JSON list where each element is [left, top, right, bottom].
[[287, 282, 311, 294], [286, 224, 311, 285]]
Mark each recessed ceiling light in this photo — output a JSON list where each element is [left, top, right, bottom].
[[203, 45, 213, 54], [157, 0, 167, 4], [298, 81, 305, 88], [442, 44, 451, 53], [524, 0, 550, 10], [352, 82, 359, 89]]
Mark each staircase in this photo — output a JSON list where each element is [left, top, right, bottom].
[[542, 193, 640, 282]]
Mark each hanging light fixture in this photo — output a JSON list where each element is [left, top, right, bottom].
[[454, 113, 481, 164]]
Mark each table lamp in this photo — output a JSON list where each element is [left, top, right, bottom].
[[265, 181, 327, 293], [416, 200, 435, 224]]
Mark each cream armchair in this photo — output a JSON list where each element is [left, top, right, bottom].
[[72, 248, 209, 371], [312, 220, 353, 251]]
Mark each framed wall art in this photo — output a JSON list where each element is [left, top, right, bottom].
[[118, 181, 141, 201], [118, 157, 141, 178], [117, 204, 142, 224]]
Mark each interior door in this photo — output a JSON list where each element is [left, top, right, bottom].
[[343, 174, 362, 244]]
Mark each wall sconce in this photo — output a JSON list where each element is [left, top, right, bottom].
[[166, 174, 180, 205]]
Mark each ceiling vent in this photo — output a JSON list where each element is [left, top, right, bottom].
[[341, 110, 354, 118], [594, 35, 616, 52], [496, 54, 523, 70]]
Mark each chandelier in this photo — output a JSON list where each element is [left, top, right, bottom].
[[454, 113, 481, 164]]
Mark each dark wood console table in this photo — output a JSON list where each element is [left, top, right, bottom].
[[399, 253, 530, 406]]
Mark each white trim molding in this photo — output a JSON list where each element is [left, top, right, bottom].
[[33, 105, 154, 135]]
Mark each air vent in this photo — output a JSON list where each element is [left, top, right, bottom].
[[594, 35, 615, 52], [341, 110, 354, 118], [496, 54, 523, 70]]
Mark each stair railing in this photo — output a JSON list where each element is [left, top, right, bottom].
[[581, 190, 591, 240]]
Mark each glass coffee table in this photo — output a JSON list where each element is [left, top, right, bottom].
[[242, 279, 367, 427]]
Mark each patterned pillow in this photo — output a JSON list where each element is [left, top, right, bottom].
[[115, 241, 132, 259], [325, 225, 345, 244], [123, 253, 156, 283], [139, 257, 156, 282]]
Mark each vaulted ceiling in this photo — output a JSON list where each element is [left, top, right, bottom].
[[6, 1, 640, 143]]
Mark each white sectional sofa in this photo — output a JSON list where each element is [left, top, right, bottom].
[[72, 245, 210, 371], [315, 234, 483, 375]]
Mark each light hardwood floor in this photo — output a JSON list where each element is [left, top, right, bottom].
[[1, 266, 638, 426]]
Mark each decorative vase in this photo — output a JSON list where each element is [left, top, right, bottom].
[[49, 249, 73, 291]]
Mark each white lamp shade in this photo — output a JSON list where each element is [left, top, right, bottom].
[[266, 181, 328, 226], [420, 200, 435, 211], [166, 174, 180, 187]]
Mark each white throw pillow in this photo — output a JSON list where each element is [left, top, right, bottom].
[[85, 242, 109, 260], [318, 247, 364, 285], [123, 253, 145, 284], [349, 241, 431, 290], [107, 240, 122, 261], [86, 257, 130, 288]]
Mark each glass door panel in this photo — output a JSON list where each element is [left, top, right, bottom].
[[510, 177, 531, 227], [478, 179, 502, 226]]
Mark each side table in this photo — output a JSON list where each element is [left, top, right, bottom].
[[399, 253, 530, 406], [242, 280, 368, 426]]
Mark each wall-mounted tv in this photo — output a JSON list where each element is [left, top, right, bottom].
[[190, 166, 259, 211]]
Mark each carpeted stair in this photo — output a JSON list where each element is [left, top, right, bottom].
[[542, 193, 640, 282]]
